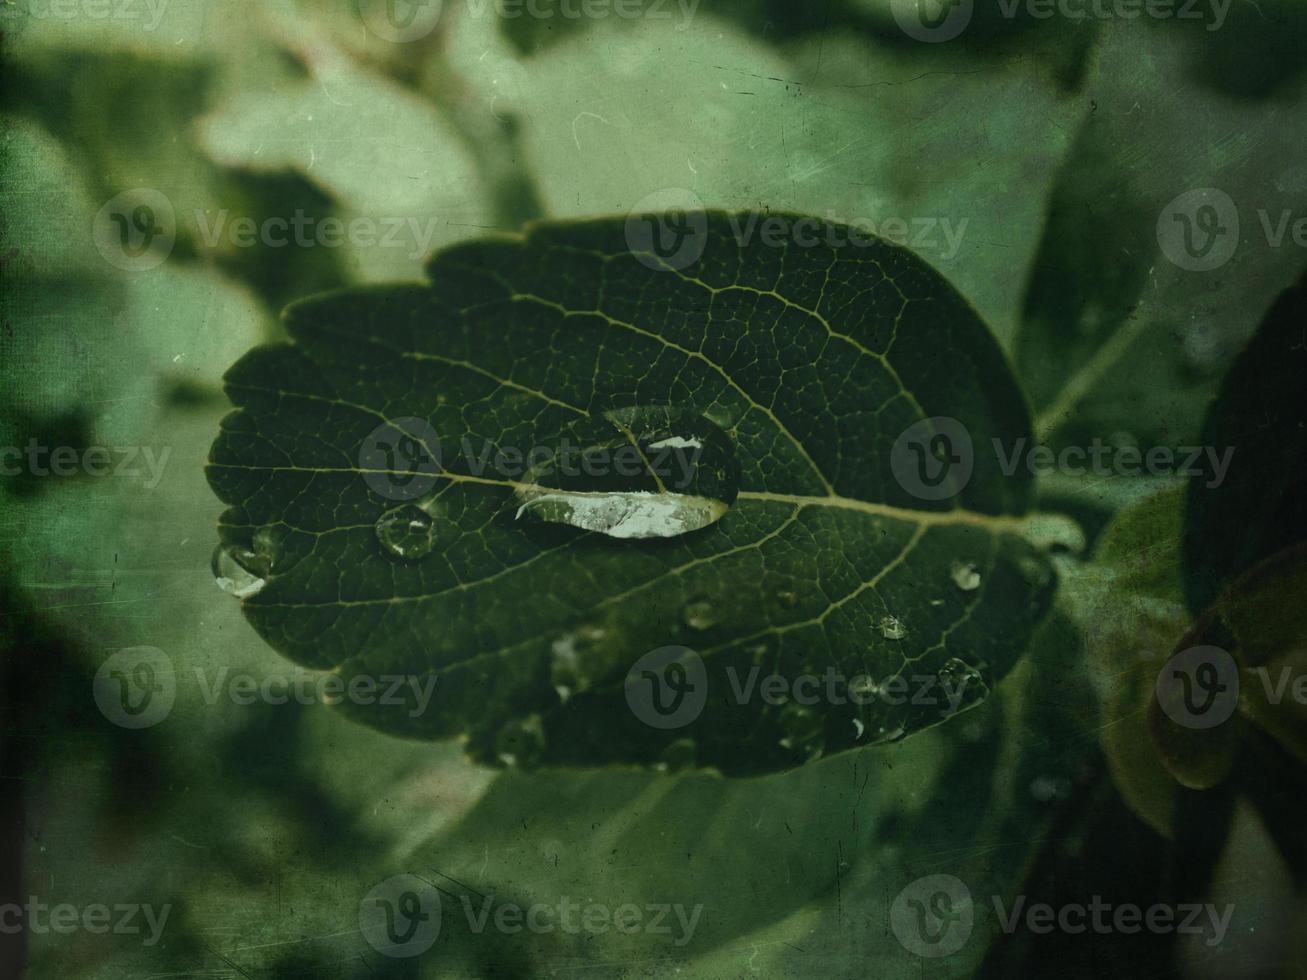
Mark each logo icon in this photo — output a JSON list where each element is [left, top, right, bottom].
[[1157, 189, 1240, 272], [93, 647, 176, 729], [358, 0, 443, 42], [890, 417, 974, 501], [624, 189, 708, 272], [1156, 645, 1240, 730], [359, 874, 441, 958], [625, 646, 707, 729], [891, 0, 973, 42], [359, 417, 443, 501], [890, 874, 974, 957], [93, 189, 176, 272]]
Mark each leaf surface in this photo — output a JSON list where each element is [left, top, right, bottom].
[[208, 212, 1056, 773]]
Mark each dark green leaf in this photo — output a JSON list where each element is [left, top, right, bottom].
[[1183, 270, 1307, 616], [207, 212, 1057, 774]]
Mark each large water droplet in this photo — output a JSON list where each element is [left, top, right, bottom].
[[878, 615, 908, 641], [375, 504, 436, 560], [211, 544, 267, 599], [951, 560, 981, 592], [512, 406, 739, 540], [517, 492, 729, 540], [683, 598, 717, 631]]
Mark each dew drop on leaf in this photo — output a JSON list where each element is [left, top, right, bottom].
[[777, 703, 825, 762], [211, 544, 267, 599], [934, 657, 991, 717], [495, 714, 546, 768], [656, 738, 697, 772], [683, 598, 717, 631], [512, 406, 739, 540], [374, 504, 437, 560], [951, 560, 982, 592], [878, 615, 908, 640]]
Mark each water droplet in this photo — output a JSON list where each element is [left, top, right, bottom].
[[656, 738, 697, 772], [878, 615, 908, 641], [495, 714, 545, 768], [683, 599, 717, 631], [375, 504, 436, 560], [951, 561, 982, 592], [851, 718, 866, 740], [935, 658, 991, 717], [211, 544, 267, 599], [517, 492, 730, 540], [512, 406, 739, 540], [777, 703, 824, 762], [849, 675, 880, 701], [1030, 775, 1071, 803], [550, 625, 606, 694], [776, 590, 799, 609], [247, 525, 281, 576], [873, 721, 908, 742]]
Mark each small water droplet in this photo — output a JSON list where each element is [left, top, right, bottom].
[[951, 561, 982, 592], [776, 590, 799, 609], [777, 703, 824, 762], [849, 675, 880, 701], [1030, 775, 1071, 803], [550, 625, 606, 694], [495, 714, 545, 769], [683, 599, 717, 631], [935, 658, 991, 717], [656, 738, 697, 772], [375, 504, 436, 560], [878, 615, 908, 641], [211, 544, 267, 599], [851, 718, 866, 740]]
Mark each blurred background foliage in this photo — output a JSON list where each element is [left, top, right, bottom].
[[2, 0, 1306, 976]]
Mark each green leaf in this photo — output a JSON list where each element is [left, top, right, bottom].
[[1014, 23, 1307, 449], [1071, 484, 1195, 833], [1183, 270, 1307, 617], [207, 212, 1057, 774]]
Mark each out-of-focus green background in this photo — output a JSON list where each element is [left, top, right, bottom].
[[3, 0, 1306, 976]]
